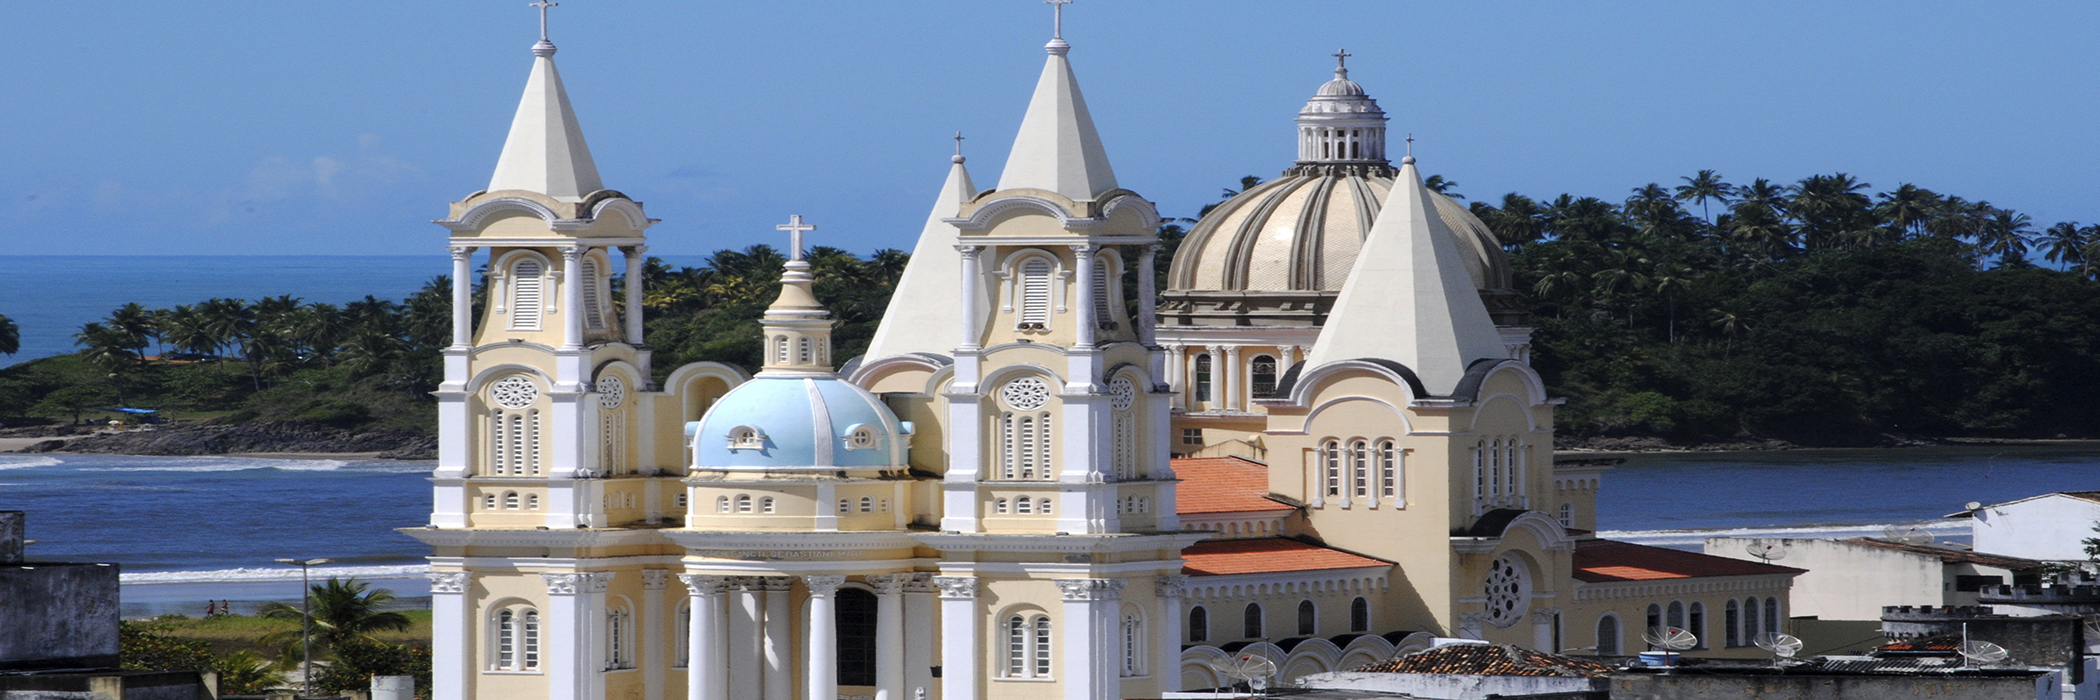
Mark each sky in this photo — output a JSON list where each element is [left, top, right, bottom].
[[4, 2, 2098, 258]]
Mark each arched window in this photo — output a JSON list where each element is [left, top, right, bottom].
[[1645, 604, 1662, 638], [1762, 598, 1780, 637], [1249, 355, 1278, 398], [1596, 615, 1620, 655], [837, 499, 851, 514], [605, 605, 632, 669], [716, 496, 729, 513], [1091, 255, 1116, 329], [580, 258, 605, 331], [509, 259, 544, 331], [1743, 597, 1761, 643], [858, 496, 874, 513], [1038, 497, 1053, 515], [674, 601, 691, 668], [1005, 616, 1027, 676], [1016, 498, 1033, 514], [760, 497, 775, 514], [1378, 440, 1400, 502], [504, 492, 519, 509], [1018, 258, 1053, 330], [1350, 597, 1370, 632], [1005, 613, 1054, 678], [1349, 440, 1370, 498], [496, 610, 515, 668], [772, 336, 788, 364], [1688, 602, 1706, 649], [1033, 617, 1053, 677], [736, 495, 752, 513], [1321, 440, 1342, 499], [1724, 599, 1741, 647], [486, 376, 543, 476], [1243, 603, 1263, 639], [1120, 610, 1145, 677], [482, 494, 496, 510], [836, 589, 878, 687], [521, 610, 539, 669], [1193, 354, 1213, 402], [798, 337, 812, 364], [674, 493, 687, 509], [1473, 442, 1487, 508], [996, 381, 1054, 482], [527, 494, 539, 510], [1296, 600, 1317, 636], [1666, 601, 1685, 631], [994, 498, 1009, 514], [1558, 502, 1573, 527], [1188, 606, 1209, 642]]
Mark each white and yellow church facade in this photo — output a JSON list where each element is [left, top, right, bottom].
[[406, 10, 1802, 700]]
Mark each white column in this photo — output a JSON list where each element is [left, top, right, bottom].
[[560, 245, 586, 350], [933, 577, 979, 700], [1136, 245, 1157, 346], [1056, 579, 1122, 700], [1166, 345, 1186, 411], [1201, 345, 1223, 410], [679, 575, 730, 700], [729, 578, 764, 700], [957, 245, 983, 350], [1071, 245, 1098, 348], [427, 572, 472, 700], [1222, 346, 1242, 412], [1282, 345, 1299, 371], [642, 570, 669, 700], [544, 572, 613, 700], [868, 574, 907, 700], [622, 246, 647, 346], [762, 577, 793, 700], [450, 246, 475, 347], [1154, 576, 1186, 693], [1533, 608, 1560, 653], [902, 574, 936, 700], [804, 575, 846, 700]]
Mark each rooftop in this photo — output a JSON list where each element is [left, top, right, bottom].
[[1173, 457, 1295, 515], [1357, 642, 1614, 678], [1840, 538, 2046, 569], [1574, 539, 1804, 583], [1182, 537, 1389, 577]]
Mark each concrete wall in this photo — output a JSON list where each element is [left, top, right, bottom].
[[0, 561, 121, 670], [1707, 537, 1942, 621], [1972, 496, 2100, 561], [0, 670, 212, 700], [1610, 670, 2052, 700]]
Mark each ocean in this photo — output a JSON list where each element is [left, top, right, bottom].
[[0, 255, 717, 365], [3, 444, 2093, 616]]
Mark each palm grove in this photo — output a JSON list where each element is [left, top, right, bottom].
[[2, 170, 2098, 444]]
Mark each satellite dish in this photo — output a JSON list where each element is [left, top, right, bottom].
[[1753, 632, 1805, 659], [1209, 653, 1279, 693], [1643, 626, 1698, 651], [1882, 524, 1935, 546], [1965, 501, 1984, 511], [1745, 541, 1789, 563], [1960, 640, 2010, 666]]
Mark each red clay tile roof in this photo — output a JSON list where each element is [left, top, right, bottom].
[[1358, 643, 1615, 678], [1173, 457, 1295, 515], [1840, 538, 2046, 570], [1181, 538, 1389, 576], [1877, 633, 1962, 654], [1574, 539, 1804, 583]]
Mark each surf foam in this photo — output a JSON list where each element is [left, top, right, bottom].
[[121, 563, 430, 585], [1599, 520, 1969, 548]]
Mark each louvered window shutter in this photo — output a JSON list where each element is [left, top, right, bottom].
[[511, 261, 543, 331], [1020, 259, 1051, 326]]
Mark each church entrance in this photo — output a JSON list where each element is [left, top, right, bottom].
[[836, 587, 879, 687]]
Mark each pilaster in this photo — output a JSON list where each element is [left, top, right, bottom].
[[1055, 578, 1123, 700], [934, 576, 980, 700], [428, 572, 473, 700], [543, 571, 614, 700], [678, 574, 729, 700]]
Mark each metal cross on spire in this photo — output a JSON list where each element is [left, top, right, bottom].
[[529, 1, 558, 41], [1333, 48, 1352, 70], [777, 214, 816, 262], [1045, 0, 1073, 39], [954, 132, 966, 155]]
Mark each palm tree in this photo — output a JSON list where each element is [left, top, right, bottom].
[[1787, 174, 1872, 250], [1651, 263, 1696, 343], [1673, 170, 1735, 224], [1977, 209, 2036, 268], [212, 651, 288, 695], [106, 303, 157, 366], [0, 314, 17, 357], [1424, 175, 1462, 198], [2040, 222, 2087, 271], [157, 305, 219, 360], [1198, 175, 1263, 218], [1710, 307, 1750, 359], [259, 578, 413, 660], [1473, 194, 1546, 247], [1874, 183, 1940, 239]]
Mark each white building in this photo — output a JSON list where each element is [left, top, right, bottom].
[[1957, 491, 2100, 562]]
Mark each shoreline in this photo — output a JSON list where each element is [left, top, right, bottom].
[[1553, 435, 2100, 455]]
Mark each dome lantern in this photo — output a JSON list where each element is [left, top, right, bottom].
[[1296, 49, 1389, 166]]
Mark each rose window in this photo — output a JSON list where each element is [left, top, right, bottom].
[[489, 376, 539, 410], [1108, 377, 1136, 412], [596, 375, 626, 409], [1483, 554, 1531, 627], [999, 377, 1051, 411]]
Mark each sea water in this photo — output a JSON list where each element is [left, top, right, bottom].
[[2, 443, 2094, 615]]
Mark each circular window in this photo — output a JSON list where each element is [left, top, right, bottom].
[[1108, 376, 1136, 412], [596, 375, 626, 409], [489, 376, 539, 410], [1483, 554, 1531, 627], [999, 377, 1051, 411]]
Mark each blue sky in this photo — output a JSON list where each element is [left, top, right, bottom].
[[5, 2, 2097, 257]]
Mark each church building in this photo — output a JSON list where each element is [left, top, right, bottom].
[[406, 8, 1802, 700]]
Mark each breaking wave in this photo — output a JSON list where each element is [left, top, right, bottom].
[[1599, 519, 1969, 549], [121, 563, 431, 585]]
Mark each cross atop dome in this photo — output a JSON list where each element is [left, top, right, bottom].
[[1333, 48, 1352, 74], [777, 214, 815, 262]]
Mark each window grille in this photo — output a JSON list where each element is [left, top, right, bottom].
[[1350, 597, 1370, 632], [1193, 355, 1212, 402], [1250, 355, 1277, 398], [1188, 606, 1209, 642], [1297, 600, 1317, 636], [1243, 603, 1263, 639]]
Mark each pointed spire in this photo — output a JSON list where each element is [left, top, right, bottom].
[[995, 5, 1117, 200], [487, 10, 602, 203], [1302, 156, 1506, 393], [864, 148, 979, 361]]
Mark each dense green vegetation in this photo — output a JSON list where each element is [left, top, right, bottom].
[[1462, 171, 2100, 443], [119, 578, 431, 698], [4, 170, 2096, 445]]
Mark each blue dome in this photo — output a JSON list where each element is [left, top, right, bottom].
[[690, 375, 910, 471]]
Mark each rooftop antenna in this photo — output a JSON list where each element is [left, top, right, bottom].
[[1745, 541, 1789, 564], [1882, 524, 1935, 546], [1208, 652, 1278, 698], [1644, 626, 1698, 652], [1753, 631, 1805, 666]]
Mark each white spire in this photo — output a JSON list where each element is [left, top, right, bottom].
[[487, 29, 603, 202], [995, 16, 1118, 200], [864, 150, 979, 361], [1302, 158, 1507, 393]]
